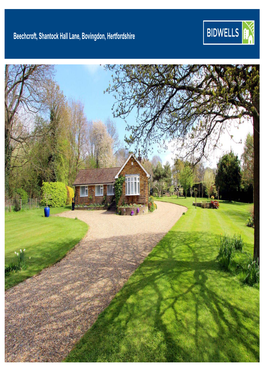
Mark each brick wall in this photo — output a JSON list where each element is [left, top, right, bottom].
[[74, 155, 149, 207], [119, 155, 149, 206], [74, 185, 114, 206]]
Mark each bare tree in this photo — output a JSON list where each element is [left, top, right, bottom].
[[5, 64, 54, 195]]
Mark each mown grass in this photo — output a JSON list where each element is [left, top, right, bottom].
[[5, 206, 88, 289], [65, 197, 258, 362]]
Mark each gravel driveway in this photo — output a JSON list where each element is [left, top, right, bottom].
[[5, 201, 187, 362]]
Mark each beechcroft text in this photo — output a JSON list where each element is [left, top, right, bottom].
[[13, 32, 136, 41]]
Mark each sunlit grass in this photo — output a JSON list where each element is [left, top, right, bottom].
[[5, 207, 88, 289], [65, 197, 258, 362]]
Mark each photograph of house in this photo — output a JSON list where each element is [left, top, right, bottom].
[[73, 153, 150, 207]]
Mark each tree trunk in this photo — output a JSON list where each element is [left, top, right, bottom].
[[5, 126, 12, 197], [253, 114, 259, 262]]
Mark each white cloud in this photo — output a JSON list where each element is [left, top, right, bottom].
[[84, 64, 103, 75]]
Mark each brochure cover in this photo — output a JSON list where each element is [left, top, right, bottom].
[[3, 1, 262, 369]]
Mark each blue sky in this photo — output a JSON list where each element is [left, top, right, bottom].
[[55, 64, 134, 151], [54, 64, 253, 168]]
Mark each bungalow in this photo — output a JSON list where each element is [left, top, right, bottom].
[[73, 153, 150, 207]]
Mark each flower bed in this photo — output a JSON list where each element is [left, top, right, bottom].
[[117, 205, 148, 216], [193, 201, 219, 209]]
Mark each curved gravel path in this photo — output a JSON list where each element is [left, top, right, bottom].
[[5, 201, 187, 362]]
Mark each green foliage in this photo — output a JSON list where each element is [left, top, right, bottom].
[[15, 188, 28, 204], [5, 262, 21, 275], [233, 234, 243, 252], [149, 195, 155, 203], [114, 175, 125, 206], [244, 259, 259, 286], [241, 133, 254, 188], [13, 194, 21, 211], [215, 151, 241, 201], [5, 249, 27, 276], [65, 197, 258, 363], [216, 234, 244, 270], [5, 207, 88, 289], [179, 165, 194, 197], [203, 168, 215, 198], [216, 235, 234, 270], [66, 186, 74, 205], [148, 201, 157, 212], [247, 209, 254, 227], [41, 182, 67, 207]]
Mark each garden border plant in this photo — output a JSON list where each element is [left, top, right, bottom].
[[114, 175, 125, 206]]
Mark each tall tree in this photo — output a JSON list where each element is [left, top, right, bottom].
[[151, 155, 162, 167], [69, 99, 89, 183], [203, 168, 215, 198], [105, 118, 120, 154], [115, 147, 130, 166], [90, 121, 115, 168], [5, 64, 54, 195], [106, 64, 259, 260], [172, 158, 185, 187], [215, 152, 241, 201], [241, 133, 254, 188], [179, 165, 194, 198]]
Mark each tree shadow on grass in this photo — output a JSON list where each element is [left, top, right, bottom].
[[65, 231, 259, 362]]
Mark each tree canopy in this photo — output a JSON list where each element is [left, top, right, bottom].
[[215, 152, 241, 201], [106, 64, 259, 260]]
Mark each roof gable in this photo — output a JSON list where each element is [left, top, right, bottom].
[[115, 154, 150, 179]]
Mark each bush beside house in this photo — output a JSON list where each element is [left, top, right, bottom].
[[41, 182, 69, 207]]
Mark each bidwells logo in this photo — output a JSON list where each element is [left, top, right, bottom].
[[203, 20, 255, 45], [242, 21, 254, 44]]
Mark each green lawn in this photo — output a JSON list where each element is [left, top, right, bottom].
[[5, 206, 88, 289], [65, 197, 259, 362]]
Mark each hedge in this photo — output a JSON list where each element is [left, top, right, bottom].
[[41, 182, 68, 208]]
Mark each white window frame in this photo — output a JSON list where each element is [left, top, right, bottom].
[[107, 185, 115, 196], [95, 184, 104, 196], [125, 175, 140, 196], [80, 186, 88, 197]]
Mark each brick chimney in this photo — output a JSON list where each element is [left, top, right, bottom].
[[137, 149, 142, 163]]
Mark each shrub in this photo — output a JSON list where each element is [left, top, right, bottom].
[[15, 188, 28, 204], [66, 186, 74, 205], [41, 182, 67, 207], [148, 201, 157, 213], [216, 235, 234, 270], [217, 234, 245, 271], [247, 209, 254, 227], [5, 263, 20, 275], [233, 234, 243, 252], [244, 259, 259, 286], [149, 195, 155, 203]]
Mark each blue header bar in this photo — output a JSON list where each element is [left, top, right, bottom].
[[5, 9, 259, 59]]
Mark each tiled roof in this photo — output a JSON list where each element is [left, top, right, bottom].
[[73, 167, 120, 185]]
